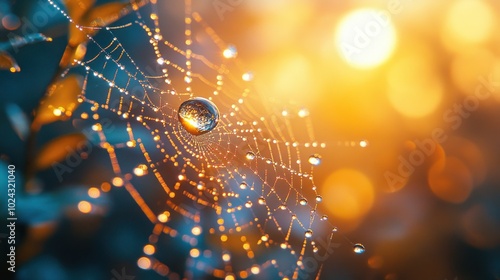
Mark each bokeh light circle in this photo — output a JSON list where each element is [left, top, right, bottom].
[[387, 53, 443, 118], [335, 8, 397, 68], [321, 169, 374, 220], [443, 0, 495, 47]]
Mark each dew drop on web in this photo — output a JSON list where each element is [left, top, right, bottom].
[[299, 198, 308, 206], [353, 243, 365, 254], [178, 97, 219, 136], [258, 196, 266, 205], [308, 154, 322, 166], [245, 151, 256, 160], [223, 44, 238, 59]]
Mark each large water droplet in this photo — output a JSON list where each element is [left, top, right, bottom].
[[245, 201, 252, 208], [315, 195, 323, 202], [305, 229, 313, 238], [239, 182, 247, 189], [299, 198, 308, 206], [353, 243, 365, 254], [178, 97, 219, 136], [308, 154, 321, 166]]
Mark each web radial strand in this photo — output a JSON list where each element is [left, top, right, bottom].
[[49, 0, 341, 279]]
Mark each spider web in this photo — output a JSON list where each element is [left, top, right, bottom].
[[49, 0, 360, 279]]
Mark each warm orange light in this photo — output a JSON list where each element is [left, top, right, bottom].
[[137, 257, 151, 269], [450, 49, 496, 94], [190, 248, 200, 258], [321, 169, 374, 220], [52, 108, 63, 116], [261, 53, 319, 106], [387, 51, 443, 118], [442, 0, 495, 48], [133, 164, 148, 176], [143, 244, 155, 255], [78, 201, 92, 213], [247, 251, 254, 259], [158, 212, 169, 223], [88, 187, 100, 198], [335, 9, 397, 68], [191, 226, 202, 236], [368, 255, 384, 269], [251, 265, 260, 274], [112, 177, 124, 187], [101, 182, 111, 192], [428, 157, 473, 203]]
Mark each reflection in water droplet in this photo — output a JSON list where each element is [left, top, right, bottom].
[[239, 182, 247, 189], [353, 243, 365, 254], [245, 201, 252, 208], [299, 198, 308, 206], [320, 215, 328, 221], [315, 195, 323, 202], [305, 229, 313, 238], [258, 197, 266, 205], [308, 154, 321, 166], [178, 97, 219, 136], [246, 151, 256, 160]]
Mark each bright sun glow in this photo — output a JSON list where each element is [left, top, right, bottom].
[[335, 8, 397, 68]]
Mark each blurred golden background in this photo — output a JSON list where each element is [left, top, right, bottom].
[[198, 0, 500, 278], [1, 0, 500, 279]]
